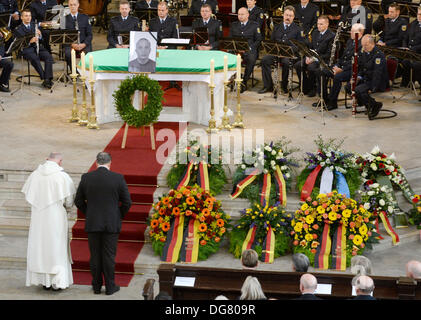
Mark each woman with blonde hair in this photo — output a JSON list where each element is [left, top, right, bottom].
[[239, 276, 267, 300]]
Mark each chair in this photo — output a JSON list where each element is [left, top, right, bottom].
[[10, 52, 42, 96]]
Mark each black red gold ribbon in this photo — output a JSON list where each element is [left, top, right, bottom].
[[260, 173, 271, 206], [241, 224, 257, 252], [260, 226, 275, 263], [197, 161, 210, 193], [161, 215, 185, 263], [230, 168, 260, 200], [314, 222, 331, 269], [331, 224, 347, 270], [301, 165, 322, 201], [179, 217, 200, 263], [379, 211, 400, 245], [274, 165, 287, 206], [175, 161, 194, 190]]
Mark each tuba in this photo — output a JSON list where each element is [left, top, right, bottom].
[[0, 27, 12, 42]]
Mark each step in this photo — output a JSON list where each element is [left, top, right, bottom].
[[128, 185, 156, 204]]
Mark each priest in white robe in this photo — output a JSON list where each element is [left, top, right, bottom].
[[22, 152, 76, 290]]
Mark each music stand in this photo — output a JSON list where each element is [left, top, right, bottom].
[[0, 13, 10, 27], [116, 32, 130, 46], [191, 26, 208, 47], [49, 29, 79, 91], [9, 35, 43, 97], [134, 9, 158, 22]]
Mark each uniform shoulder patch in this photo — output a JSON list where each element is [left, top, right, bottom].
[[301, 30, 304, 37], [316, 11, 319, 16], [367, 13, 371, 19], [375, 58, 381, 64], [402, 25, 407, 31], [260, 13, 263, 19], [257, 27, 261, 33]]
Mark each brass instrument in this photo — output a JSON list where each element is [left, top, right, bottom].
[[306, 24, 315, 43], [275, 0, 287, 16], [0, 27, 12, 42], [35, 20, 39, 55]]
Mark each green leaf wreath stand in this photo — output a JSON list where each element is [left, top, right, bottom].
[[112, 74, 163, 149]]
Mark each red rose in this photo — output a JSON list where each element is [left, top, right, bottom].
[[413, 198, 419, 204], [381, 154, 387, 159], [385, 170, 391, 175], [379, 163, 385, 169], [366, 180, 373, 185]]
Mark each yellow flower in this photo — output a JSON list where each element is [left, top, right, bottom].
[[342, 209, 351, 218], [353, 234, 363, 246], [359, 224, 368, 235], [328, 211, 337, 221], [305, 233, 313, 241], [301, 203, 309, 211], [305, 215, 314, 224], [294, 222, 303, 233], [317, 206, 325, 214]]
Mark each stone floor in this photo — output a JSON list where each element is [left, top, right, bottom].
[[0, 28, 420, 300]]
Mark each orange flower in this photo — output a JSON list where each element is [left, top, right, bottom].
[[161, 222, 170, 232], [162, 197, 170, 205], [313, 224, 319, 230], [214, 237, 221, 243], [151, 219, 159, 228], [200, 240, 207, 246], [159, 208, 165, 216], [199, 216, 206, 222], [186, 196, 195, 205], [172, 207, 180, 216], [220, 227, 226, 234], [216, 219, 224, 227], [160, 237, 166, 242], [311, 248, 317, 254], [312, 234, 318, 239], [202, 208, 210, 216], [185, 210, 193, 216], [293, 240, 299, 246], [158, 217, 163, 224], [196, 193, 202, 199], [182, 189, 191, 196], [199, 223, 207, 232], [312, 201, 318, 206], [215, 214, 220, 219], [176, 193, 183, 199]]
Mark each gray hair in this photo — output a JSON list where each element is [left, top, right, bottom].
[[351, 22, 365, 34], [292, 253, 310, 272], [355, 275, 375, 295], [406, 260, 421, 279], [300, 273, 318, 293], [239, 276, 266, 300], [241, 249, 259, 268], [96, 152, 112, 165], [48, 152, 63, 160], [351, 256, 372, 286], [214, 295, 229, 300]]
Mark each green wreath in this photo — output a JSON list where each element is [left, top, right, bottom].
[[113, 74, 163, 127]]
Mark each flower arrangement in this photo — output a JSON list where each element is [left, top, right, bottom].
[[231, 137, 300, 206], [290, 191, 378, 269], [408, 194, 421, 229], [359, 181, 396, 218], [166, 141, 227, 195], [148, 185, 230, 262], [296, 136, 362, 200], [229, 202, 293, 262]]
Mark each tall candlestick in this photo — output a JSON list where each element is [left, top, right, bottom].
[[80, 51, 85, 77], [223, 55, 228, 82], [236, 54, 241, 81], [89, 54, 94, 81], [210, 59, 215, 87], [71, 49, 76, 76]]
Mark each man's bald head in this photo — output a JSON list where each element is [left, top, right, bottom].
[[355, 275, 375, 295], [47, 152, 63, 165], [362, 34, 375, 52], [237, 7, 249, 23], [406, 260, 421, 279], [299, 273, 318, 294]]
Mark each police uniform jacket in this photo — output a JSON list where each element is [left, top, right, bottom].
[[107, 15, 140, 48], [308, 28, 335, 63], [340, 5, 373, 34], [229, 20, 262, 53], [192, 17, 222, 49], [248, 6, 264, 29], [336, 39, 362, 72], [0, 0, 18, 13], [293, 2, 319, 35], [188, 0, 217, 15], [380, 16, 408, 48], [403, 20, 421, 53], [135, 0, 159, 9], [358, 46, 388, 92], [271, 21, 303, 46], [149, 16, 178, 43], [65, 13, 93, 52], [29, 0, 57, 22], [13, 22, 47, 54]]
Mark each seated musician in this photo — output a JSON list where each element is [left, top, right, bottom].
[[349, 34, 388, 120], [63, 0, 93, 71], [188, 0, 217, 16], [229, 7, 262, 93], [293, 15, 334, 98], [376, 3, 408, 48], [0, 0, 20, 30], [30, 0, 58, 53], [13, 9, 54, 89], [192, 4, 222, 50], [107, 0, 140, 48], [147, 1, 178, 49], [135, 0, 159, 10], [0, 33, 13, 92], [259, 5, 303, 94], [340, 0, 373, 34], [325, 23, 364, 110], [401, 6, 421, 89], [293, 0, 319, 37], [246, 0, 264, 30]]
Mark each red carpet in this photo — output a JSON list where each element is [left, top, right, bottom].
[[71, 122, 185, 287], [147, 81, 182, 107]]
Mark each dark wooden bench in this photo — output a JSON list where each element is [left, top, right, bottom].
[[142, 264, 421, 300]]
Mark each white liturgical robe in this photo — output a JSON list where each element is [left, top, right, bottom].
[[22, 160, 76, 289]]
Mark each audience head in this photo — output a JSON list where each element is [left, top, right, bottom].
[[157, 1, 169, 19], [237, 7, 249, 23], [47, 152, 63, 166], [317, 15, 329, 33], [214, 295, 229, 300], [362, 34, 375, 52], [200, 4, 212, 20], [119, 0, 131, 17], [406, 260, 421, 279], [240, 276, 266, 300], [299, 273, 318, 294], [283, 5, 295, 25], [69, 0, 80, 14], [241, 249, 259, 269], [292, 253, 310, 272], [246, 0, 256, 9], [351, 23, 365, 41], [21, 9, 32, 23], [350, 0, 362, 9], [355, 275, 375, 296], [388, 3, 400, 19], [154, 291, 173, 300], [96, 152, 112, 168], [351, 255, 372, 286]]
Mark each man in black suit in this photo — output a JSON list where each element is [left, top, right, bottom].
[[29, 0, 57, 22], [74, 152, 132, 296], [293, 0, 319, 36], [376, 3, 408, 48], [0, 34, 13, 92], [13, 9, 54, 89], [229, 7, 262, 92], [107, 0, 140, 48], [135, 0, 158, 9], [259, 5, 303, 94], [340, 0, 373, 34], [64, 0, 93, 69], [192, 4, 222, 50], [294, 273, 322, 300], [148, 1, 178, 47], [401, 7, 421, 88], [188, 0, 217, 16], [246, 0, 264, 29], [353, 275, 376, 300], [0, 0, 20, 30]]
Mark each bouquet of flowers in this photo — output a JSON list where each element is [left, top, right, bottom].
[[297, 136, 362, 200], [229, 202, 293, 263], [166, 141, 227, 195], [148, 185, 230, 263], [408, 194, 421, 229], [290, 191, 378, 270], [231, 137, 300, 207]]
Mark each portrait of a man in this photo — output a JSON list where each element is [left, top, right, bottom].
[[128, 32, 157, 73]]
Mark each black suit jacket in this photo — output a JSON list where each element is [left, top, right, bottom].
[[308, 28, 335, 63], [403, 20, 421, 53], [107, 15, 140, 48], [294, 293, 322, 300], [271, 22, 303, 47], [188, 0, 217, 15], [135, 0, 159, 9], [293, 2, 319, 35], [29, 0, 57, 22], [379, 16, 408, 48], [75, 167, 132, 233], [192, 17, 222, 49], [13, 22, 48, 54], [229, 20, 262, 53], [353, 294, 376, 300], [0, 0, 18, 13], [248, 6, 264, 29], [149, 16, 178, 43], [358, 46, 388, 92], [65, 12, 93, 52], [336, 39, 362, 73]]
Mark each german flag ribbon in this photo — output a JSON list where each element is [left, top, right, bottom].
[[260, 173, 271, 206], [175, 161, 194, 190], [241, 224, 257, 252], [230, 168, 260, 200], [331, 224, 347, 271], [161, 214, 185, 263], [179, 217, 200, 263], [274, 165, 287, 206], [260, 226, 275, 263], [379, 210, 400, 245], [314, 222, 331, 269], [301, 165, 322, 201], [374, 215, 384, 240], [197, 161, 210, 193]]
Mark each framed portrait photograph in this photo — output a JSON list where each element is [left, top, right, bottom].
[[128, 31, 158, 73]]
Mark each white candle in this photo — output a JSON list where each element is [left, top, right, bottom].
[[71, 49, 76, 76], [210, 59, 215, 86], [223, 55, 228, 82], [89, 54, 94, 81], [236, 54, 241, 81], [80, 51, 85, 77]]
